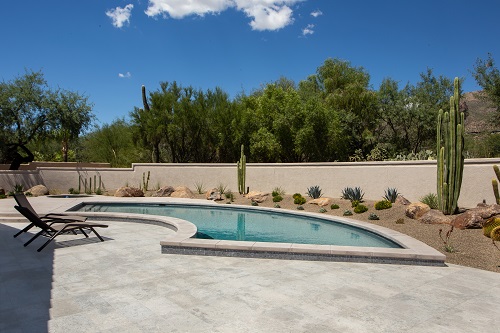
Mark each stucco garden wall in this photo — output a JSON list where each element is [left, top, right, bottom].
[[1, 159, 499, 208]]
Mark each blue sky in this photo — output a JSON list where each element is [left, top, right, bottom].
[[1, 0, 499, 125]]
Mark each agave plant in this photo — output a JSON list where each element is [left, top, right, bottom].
[[341, 186, 364, 203], [384, 187, 400, 203], [307, 185, 323, 199]]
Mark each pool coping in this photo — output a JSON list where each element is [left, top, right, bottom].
[[54, 196, 446, 266]]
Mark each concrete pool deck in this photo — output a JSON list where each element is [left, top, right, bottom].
[[1, 196, 500, 332]]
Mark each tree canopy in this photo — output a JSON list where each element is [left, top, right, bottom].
[[0, 70, 94, 168]]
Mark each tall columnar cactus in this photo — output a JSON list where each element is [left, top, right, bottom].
[[237, 145, 246, 194], [493, 165, 500, 204], [142, 85, 150, 111], [437, 77, 464, 215]]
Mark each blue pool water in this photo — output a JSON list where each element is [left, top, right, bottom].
[[76, 203, 401, 248]]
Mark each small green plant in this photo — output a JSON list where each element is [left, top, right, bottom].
[[224, 190, 233, 199], [330, 204, 340, 209], [13, 184, 24, 193], [351, 200, 360, 208], [251, 201, 258, 206], [95, 188, 103, 195], [319, 207, 327, 213], [354, 204, 368, 214], [294, 195, 306, 205], [217, 183, 228, 195], [439, 226, 456, 253], [368, 213, 379, 220], [343, 210, 353, 216], [297, 205, 304, 210], [384, 187, 400, 203], [374, 200, 392, 210], [0, 194, 6, 199], [272, 187, 286, 197], [306, 185, 323, 199], [341, 186, 364, 203], [25, 192, 32, 197], [274, 203, 281, 208], [273, 195, 283, 202], [292, 193, 302, 199], [194, 181, 205, 194], [395, 218, 405, 224], [7, 191, 14, 197], [420, 193, 439, 209]]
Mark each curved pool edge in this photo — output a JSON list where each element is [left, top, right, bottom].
[[61, 196, 445, 266]]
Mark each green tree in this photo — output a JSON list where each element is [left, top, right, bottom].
[[50, 89, 94, 162], [472, 53, 500, 124], [0, 70, 94, 168], [80, 119, 145, 167]]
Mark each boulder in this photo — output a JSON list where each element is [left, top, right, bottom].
[[26, 185, 49, 196], [245, 191, 269, 203], [308, 198, 332, 207], [396, 195, 411, 205], [170, 186, 194, 199], [155, 186, 175, 197], [451, 204, 500, 229], [115, 187, 144, 197], [418, 210, 452, 225], [405, 202, 430, 220], [205, 188, 222, 201]]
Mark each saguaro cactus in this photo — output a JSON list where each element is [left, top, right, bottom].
[[237, 145, 246, 194], [437, 77, 464, 215], [493, 165, 500, 204]]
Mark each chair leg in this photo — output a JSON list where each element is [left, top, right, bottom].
[[79, 228, 89, 238], [24, 230, 44, 247], [37, 230, 64, 252], [90, 228, 105, 242], [13, 223, 34, 238]]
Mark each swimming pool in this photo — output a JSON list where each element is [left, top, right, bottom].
[[76, 203, 401, 248]]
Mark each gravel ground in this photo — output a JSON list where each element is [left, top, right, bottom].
[[194, 192, 500, 273]]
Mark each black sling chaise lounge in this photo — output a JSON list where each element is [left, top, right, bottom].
[[14, 205, 108, 252], [13, 193, 87, 238]]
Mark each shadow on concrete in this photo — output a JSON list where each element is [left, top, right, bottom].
[[0, 223, 53, 332]]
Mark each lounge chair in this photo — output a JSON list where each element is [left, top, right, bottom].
[[13, 193, 87, 238], [14, 205, 108, 252]]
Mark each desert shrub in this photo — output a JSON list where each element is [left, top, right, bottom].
[[384, 187, 400, 203], [395, 218, 405, 224], [217, 183, 227, 195], [368, 213, 379, 220], [274, 203, 281, 208], [297, 205, 304, 210], [0, 194, 7, 199], [13, 184, 24, 193], [273, 195, 283, 202], [272, 187, 286, 197], [307, 185, 323, 199], [293, 194, 306, 205], [194, 181, 205, 194], [341, 186, 364, 203], [330, 204, 340, 209], [343, 210, 353, 216], [420, 193, 438, 209], [319, 207, 327, 213], [251, 201, 258, 206], [292, 193, 302, 199], [375, 200, 392, 210], [354, 204, 368, 214], [224, 190, 232, 199], [95, 188, 103, 195], [351, 200, 360, 208]]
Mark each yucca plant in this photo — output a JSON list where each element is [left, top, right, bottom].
[[384, 187, 400, 203], [341, 186, 364, 203], [307, 185, 323, 199]]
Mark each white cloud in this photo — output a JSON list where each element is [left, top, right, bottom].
[[310, 9, 322, 18], [106, 4, 134, 28], [118, 72, 132, 78], [145, 0, 233, 18], [144, 0, 304, 31], [302, 23, 314, 36]]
